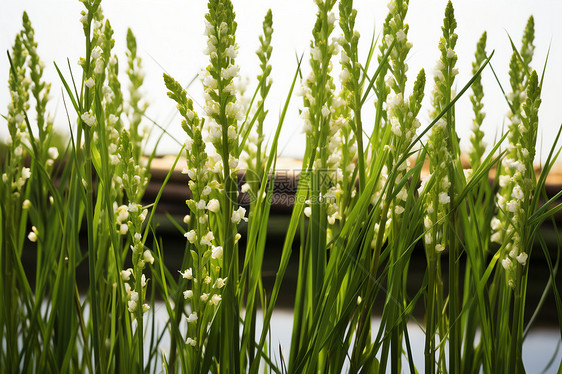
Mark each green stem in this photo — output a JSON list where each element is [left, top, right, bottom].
[[2, 201, 17, 374], [84, 130, 101, 373], [425, 255, 436, 374], [350, 199, 390, 372], [135, 271, 144, 374], [219, 71, 240, 374], [445, 52, 460, 374], [355, 106, 365, 193], [509, 267, 524, 374]]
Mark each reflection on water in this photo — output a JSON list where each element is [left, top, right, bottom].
[[149, 304, 561, 373]]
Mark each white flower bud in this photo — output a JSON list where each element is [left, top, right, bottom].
[[21, 167, 31, 180], [80, 12, 89, 26], [117, 206, 129, 223], [490, 217, 501, 231], [127, 299, 137, 313], [229, 156, 239, 169], [339, 68, 351, 83], [214, 277, 226, 288], [210, 294, 222, 305], [94, 58, 104, 75], [119, 224, 129, 235], [143, 250, 154, 265], [200, 231, 215, 246], [121, 268, 133, 281], [491, 232, 502, 243], [91, 46, 103, 60], [81, 111, 96, 127], [181, 268, 193, 280], [512, 185, 524, 200], [516, 252, 528, 266], [231, 207, 247, 224], [211, 245, 223, 260], [85, 77, 95, 88], [438, 192, 450, 204], [207, 199, 220, 213], [48, 147, 59, 160], [184, 230, 197, 243], [225, 45, 238, 59], [183, 290, 193, 299], [506, 200, 518, 213], [187, 312, 198, 323], [28, 227, 38, 242]]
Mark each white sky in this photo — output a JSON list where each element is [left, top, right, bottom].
[[1, 0, 562, 163]]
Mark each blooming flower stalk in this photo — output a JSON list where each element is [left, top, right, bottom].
[[468, 32, 487, 170], [425, 1, 458, 257], [165, 74, 224, 352], [337, 0, 363, 193], [498, 71, 541, 288], [300, 0, 341, 230], [250, 10, 273, 181], [200, 3, 243, 369], [492, 16, 535, 254], [126, 29, 149, 163], [117, 130, 151, 319], [423, 2, 459, 371]]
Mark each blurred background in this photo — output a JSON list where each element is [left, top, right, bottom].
[[2, 0, 562, 162]]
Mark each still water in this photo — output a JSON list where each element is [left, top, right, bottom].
[[149, 304, 562, 373]]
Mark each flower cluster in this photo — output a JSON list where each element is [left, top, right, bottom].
[[22, 12, 52, 147], [242, 10, 273, 193], [331, 91, 356, 221], [117, 129, 152, 316], [255, 9, 273, 151], [387, 69, 425, 217], [4, 31, 32, 198], [468, 32, 487, 170], [332, 0, 360, 221], [497, 72, 541, 288], [167, 1, 251, 349], [201, 0, 242, 158], [119, 200, 152, 317], [337, 0, 361, 110], [424, 1, 458, 254], [165, 69, 231, 348], [300, 0, 339, 141], [383, 0, 412, 96], [77, 1, 106, 129], [125, 28, 149, 164], [99, 21, 126, 171], [366, 1, 426, 234], [491, 16, 535, 250], [117, 200, 151, 316], [300, 0, 345, 227]]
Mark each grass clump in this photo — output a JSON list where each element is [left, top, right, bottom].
[[1, 0, 562, 373]]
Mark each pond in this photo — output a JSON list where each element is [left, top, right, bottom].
[[146, 304, 562, 373]]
